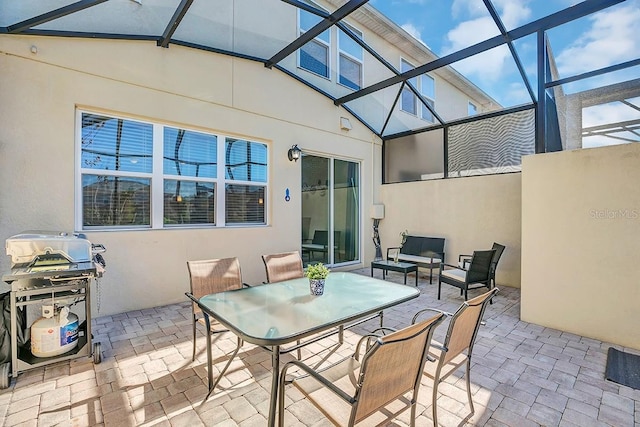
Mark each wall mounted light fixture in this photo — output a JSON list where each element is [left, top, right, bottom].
[[287, 144, 302, 162], [340, 117, 352, 131]]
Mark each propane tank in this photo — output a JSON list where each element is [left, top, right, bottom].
[[31, 306, 79, 358]]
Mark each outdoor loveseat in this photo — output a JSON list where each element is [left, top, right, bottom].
[[387, 235, 445, 282]]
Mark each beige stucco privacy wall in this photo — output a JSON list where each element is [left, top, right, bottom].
[[521, 144, 640, 350], [378, 173, 522, 288], [0, 35, 379, 316]]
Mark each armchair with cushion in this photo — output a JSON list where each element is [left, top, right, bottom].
[[412, 288, 498, 426], [459, 242, 505, 287], [277, 312, 446, 427], [438, 249, 495, 300]]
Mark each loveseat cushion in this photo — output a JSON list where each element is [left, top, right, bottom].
[[398, 254, 442, 265]]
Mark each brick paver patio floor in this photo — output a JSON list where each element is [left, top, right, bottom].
[[0, 268, 638, 426]]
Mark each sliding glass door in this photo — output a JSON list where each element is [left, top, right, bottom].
[[301, 155, 359, 266]]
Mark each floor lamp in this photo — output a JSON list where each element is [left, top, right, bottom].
[[370, 204, 385, 261]]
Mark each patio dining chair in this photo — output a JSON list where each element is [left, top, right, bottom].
[[262, 251, 305, 359], [412, 288, 498, 426], [438, 249, 495, 301], [186, 257, 245, 362], [262, 251, 304, 283], [278, 312, 446, 427], [459, 242, 505, 288]]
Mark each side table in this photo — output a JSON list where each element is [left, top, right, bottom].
[[371, 260, 418, 286]]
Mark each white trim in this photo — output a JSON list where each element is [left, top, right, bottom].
[[151, 123, 164, 228]]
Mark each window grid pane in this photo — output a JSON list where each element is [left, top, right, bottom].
[[81, 113, 153, 173], [300, 39, 329, 78], [225, 138, 267, 182], [225, 184, 265, 224], [400, 60, 417, 114], [422, 98, 435, 122], [401, 87, 417, 115], [339, 54, 362, 90], [164, 179, 215, 225], [163, 127, 217, 178], [82, 175, 151, 227]]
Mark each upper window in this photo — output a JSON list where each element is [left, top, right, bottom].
[[338, 25, 363, 90], [421, 74, 435, 122], [400, 59, 436, 122], [78, 111, 268, 230], [299, 5, 330, 78], [400, 59, 418, 115], [468, 101, 478, 116]]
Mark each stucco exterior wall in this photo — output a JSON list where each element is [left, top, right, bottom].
[[521, 144, 640, 350], [379, 173, 522, 288], [0, 35, 379, 316]]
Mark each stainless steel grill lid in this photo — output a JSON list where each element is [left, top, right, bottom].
[[5, 231, 92, 266]]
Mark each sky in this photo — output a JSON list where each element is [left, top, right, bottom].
[[369, 0, 640, 145]]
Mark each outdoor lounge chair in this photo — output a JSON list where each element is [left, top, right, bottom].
[[412, 288, 498, 426], [438, 249, 495, 300], [459, 242, 505, 288], [186, 257, 245, 362], [277, 312, 446, 427]]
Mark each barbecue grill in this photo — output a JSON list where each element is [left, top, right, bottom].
[[1, 231, 106, 387]]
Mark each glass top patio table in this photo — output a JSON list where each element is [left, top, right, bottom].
[[194, 271, 420, 426], [198, 271, 419, 346]]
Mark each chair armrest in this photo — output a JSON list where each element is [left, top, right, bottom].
[[458, 254, 472, 262], [440, 262, 459, 270], [411, 308, 452, 324], [354, 331, 391, 360]]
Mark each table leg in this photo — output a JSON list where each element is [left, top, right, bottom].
[[268, 346, 281, 426], [403, 271, 407, 285], [415, 270, 418, 287], [370, 265, 373, 277], [203, 314, 213, 394]]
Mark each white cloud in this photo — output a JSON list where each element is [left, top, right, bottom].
[[443, 1, 531, 85], [401, 23, 422, 41], [556, 1, 640, 76]]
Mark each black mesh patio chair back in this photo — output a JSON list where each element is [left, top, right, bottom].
[[439, 249, 495, 301], [489, 242, 505, 286], [459, 242, 505, 287]]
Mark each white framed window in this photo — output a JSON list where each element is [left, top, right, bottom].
[[338, 24, 363, 90], [400, 58, 418, 115], [400, 58, 436, 122], [77, 110, 268, 230], [420, 74, 435, 122], [468, 101, 478, 116], [298, 4, 330, 78]]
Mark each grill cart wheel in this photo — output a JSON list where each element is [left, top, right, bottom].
[[0, 362, 10, 389], [93, 342, 102, 364]]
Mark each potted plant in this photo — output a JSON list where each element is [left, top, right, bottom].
[[305, 262, 330, 296]]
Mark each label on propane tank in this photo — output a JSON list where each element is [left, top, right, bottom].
[[60, 320, 79, 346]]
